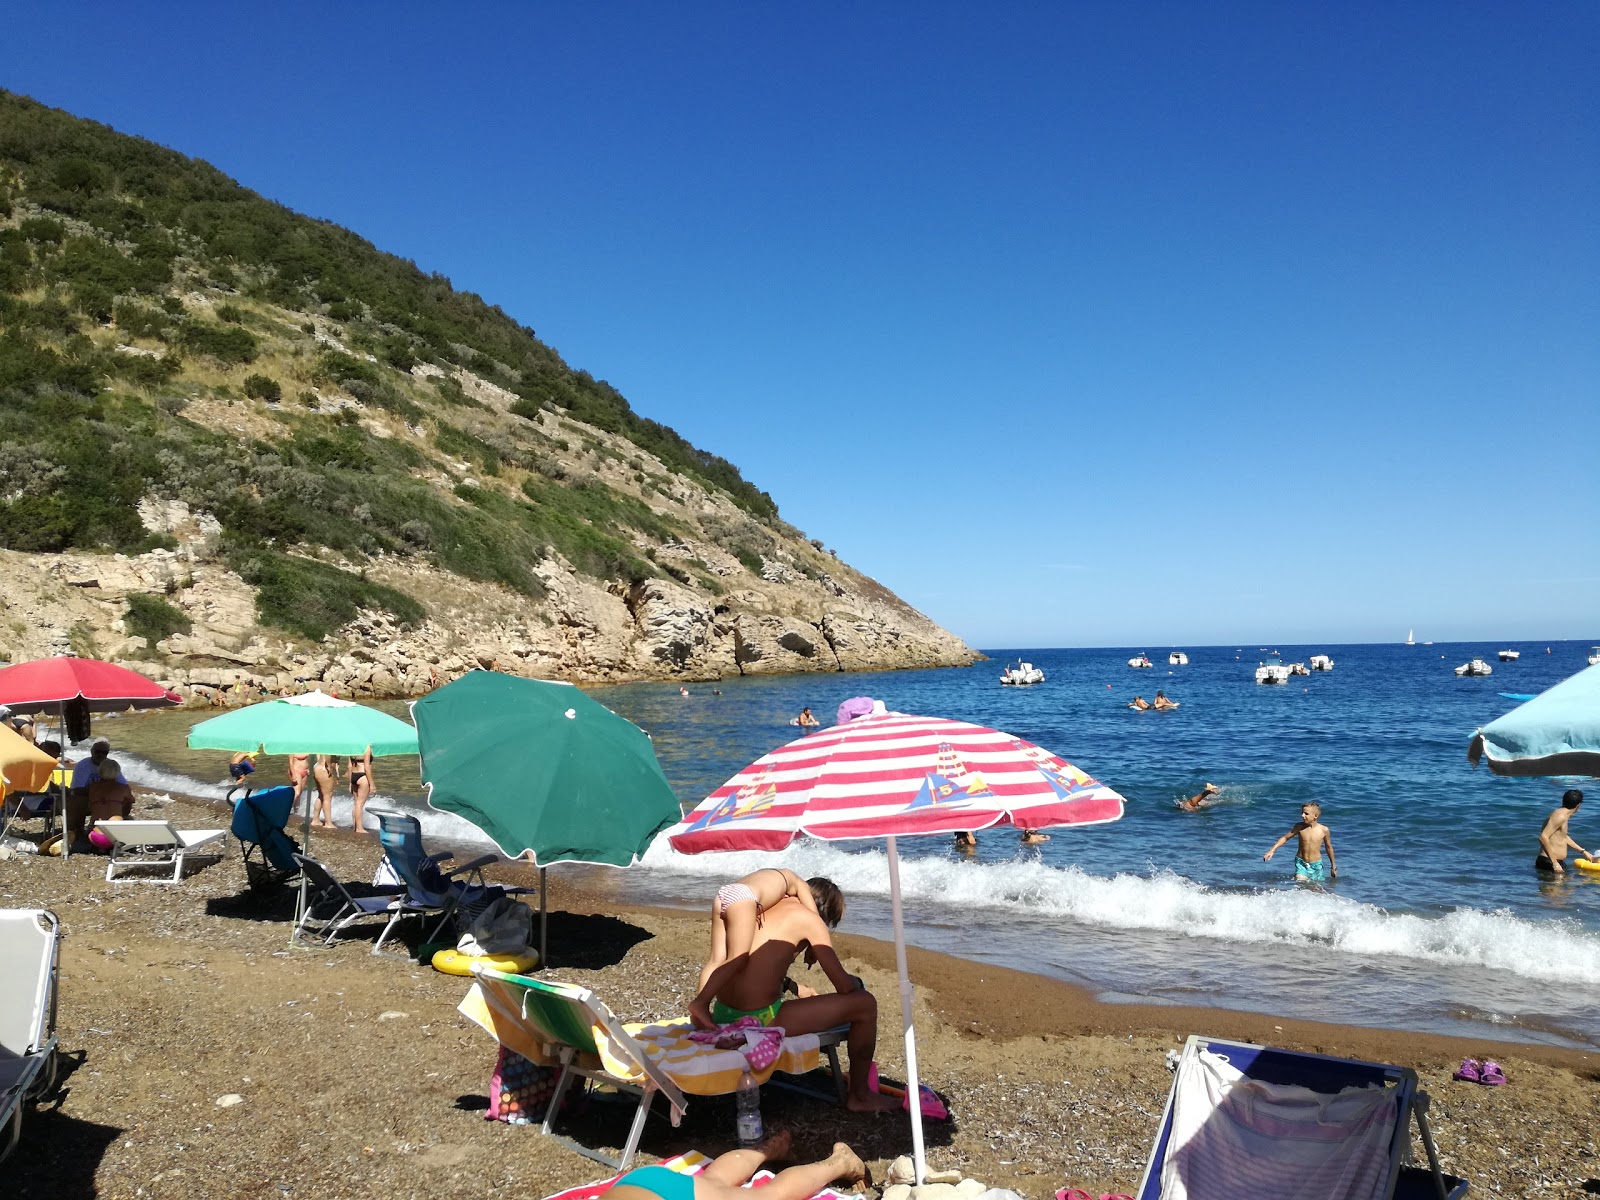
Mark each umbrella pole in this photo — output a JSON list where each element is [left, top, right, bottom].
[[539, 866, 548, 969], [884, 835, 928, 1185], [60, 701, 71, 860]]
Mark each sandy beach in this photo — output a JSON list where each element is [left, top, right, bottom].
[[4, 787, 1598, 1200]]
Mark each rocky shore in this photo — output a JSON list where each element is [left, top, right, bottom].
[[3, 788, 1597, 1200]]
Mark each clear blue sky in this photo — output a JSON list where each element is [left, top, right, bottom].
[[7, 4, 1597, 647]]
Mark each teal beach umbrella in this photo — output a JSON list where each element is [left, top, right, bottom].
[[187, 690, 419, 756], [1468, 663, 1600, 777], [411, 671, 681, 866]]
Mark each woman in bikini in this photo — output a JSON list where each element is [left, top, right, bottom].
[[288, 753, 312, 821], [689, 867, 836, 1030], [347, 746, 373, 834], [608, 1133, 865, 1200], [311, 754, 338, 830]]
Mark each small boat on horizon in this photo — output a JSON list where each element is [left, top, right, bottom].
[[1129, 654, 1153, 669], [1309, 654, 1334, 671], [1405, 628, 1415, 646], [1498, 649, 1520, 662], [1455, 658, 1493, 677], [1169, 651, 1189, 665], [1589, 646, 1600, 666]]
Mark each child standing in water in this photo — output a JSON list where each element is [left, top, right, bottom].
[[690, 867, 832, 1029], [1263, 802, 1337, 881]]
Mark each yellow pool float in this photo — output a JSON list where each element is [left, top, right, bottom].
[[431, 947, 540, 976]]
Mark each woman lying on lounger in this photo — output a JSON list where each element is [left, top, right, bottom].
[[608, 1133, 866, 1200]]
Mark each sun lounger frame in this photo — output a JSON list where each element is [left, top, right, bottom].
[[291, 854, 408, 947], [0, 909, 61, 1164], [103, 820, 226, 884], [477, 967, 689, 1171], [1136, 1034, 1467, 1200]]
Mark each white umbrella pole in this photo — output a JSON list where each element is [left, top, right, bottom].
[[884, 835, 928, 1185]]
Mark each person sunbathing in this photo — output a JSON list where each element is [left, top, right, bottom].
[[688, 874, 898, 1112], [1151, 690, 1179, 711], [1128, 696, 1151, 711], [608, 1132, 866, 1200]]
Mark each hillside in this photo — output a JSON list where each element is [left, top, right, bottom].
[[0, 91, 976, 699]]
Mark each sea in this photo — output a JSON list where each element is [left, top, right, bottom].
[[75, 639, 1600, 1050]]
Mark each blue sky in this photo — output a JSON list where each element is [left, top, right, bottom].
[[6, 4, 1597, 647]]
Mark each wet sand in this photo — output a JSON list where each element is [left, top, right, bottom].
[[3, 788, 1598, 1199]]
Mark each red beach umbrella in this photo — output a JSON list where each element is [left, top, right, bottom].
[[667, 711, 1126, 1183], [0, 657, 180, 712]]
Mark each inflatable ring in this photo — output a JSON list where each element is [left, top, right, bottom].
[[1573, 858, 1600, 873], [431, 947, 540, 977]]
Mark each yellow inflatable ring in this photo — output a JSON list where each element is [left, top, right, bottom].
[[1573, 857, 1600, 873], [431, 947, 540, 976]]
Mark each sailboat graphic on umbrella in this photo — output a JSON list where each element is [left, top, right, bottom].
[[687, 765, 779, 831], [905, 742, 993, 811]]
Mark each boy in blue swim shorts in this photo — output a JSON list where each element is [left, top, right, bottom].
[[609, 1133, 864, 1200], [1263, 802, 1337, 882]]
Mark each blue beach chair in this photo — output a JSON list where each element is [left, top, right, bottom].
[[1136, 1035, 1468, 1200], [229, 785, 300, 888], [371, 810, 523, 956]]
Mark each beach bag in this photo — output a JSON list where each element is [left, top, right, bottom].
[[64, 697, 92, 744], [485, 1045, 582, 1124], [458, 895, 533, 957]]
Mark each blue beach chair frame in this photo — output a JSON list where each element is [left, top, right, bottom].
[[229, 785, 300, 887], [1136, 1035, 1468, 1200], [371, 810, 519, 956]]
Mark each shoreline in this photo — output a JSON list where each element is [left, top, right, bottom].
[[4, 786, 1597, 1198]]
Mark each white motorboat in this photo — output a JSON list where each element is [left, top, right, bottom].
[[1168, 651, 1188, 665], [1000, 660, 1046, 686], [1589, 646, 1600, 666], [1288, 661, 1310, 676], [1128, 654, 1153, 669], [1255, 657, 1291, 685], [1308, 654, 1334, 671], [1454, 659, 1493, 677], [1497, 649, 1520, 662]]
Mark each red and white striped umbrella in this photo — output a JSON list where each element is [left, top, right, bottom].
[[668, 710, 1126, 853], [666, 710, 1126, 1184]]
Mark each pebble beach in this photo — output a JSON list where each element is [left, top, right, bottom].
[[5, 787, 1599, 1200]]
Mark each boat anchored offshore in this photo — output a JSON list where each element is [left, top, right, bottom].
[[1455, 659, 1493, 677], [1000, 660, 1046, 686], [1589, 646, 1600, 666], [1405, 629, 1415, 646], [1168, 651, 1189, 665], [1308, 654, 1334, 671], [1255, 657, 1291, 685], [1129, 654, 1154, 669], [1288, 662, 1310, 677], [1498, 649, 1520, 662]]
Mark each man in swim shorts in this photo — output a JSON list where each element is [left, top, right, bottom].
[[1262, 802, 1337, 881], [609, 1132, 864, 1200], [689, 873, 898, 1112], [1535, 790, 1592, 875]]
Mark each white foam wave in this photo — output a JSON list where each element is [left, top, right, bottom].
[[639, 839, 1600, 986]]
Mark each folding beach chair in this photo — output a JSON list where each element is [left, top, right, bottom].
[[461, 967, 845, 1172], [371, 810, 519, 956], [0, 910, 61, 1165], [291, 854, 407, 946], [103, 819, 227, 884], [1136, 1035, 1468, 1200], [230, 786, 300, 889]]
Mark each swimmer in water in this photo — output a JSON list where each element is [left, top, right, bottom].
[[1179, 783, 1222, 812]]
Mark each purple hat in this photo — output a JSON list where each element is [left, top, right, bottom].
[[835, 696, 876, 725]]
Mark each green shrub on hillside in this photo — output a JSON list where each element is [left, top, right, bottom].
[[175, 318, 258, 363], [226, 546, 425, 642], [124, 593, 191, 643], [243, 373, 282, 402]]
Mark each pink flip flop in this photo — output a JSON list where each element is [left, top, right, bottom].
[[1479, 1060, 1507, 1086], [1055, 1190, 1094, 1200], [1451, 1058, 1481, 1083]]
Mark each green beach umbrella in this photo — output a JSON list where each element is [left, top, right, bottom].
[[186, 690, 419, 757], [411, 671, 681, 867]]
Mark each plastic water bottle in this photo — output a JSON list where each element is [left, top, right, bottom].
[[734, 1066, 763, 1147]]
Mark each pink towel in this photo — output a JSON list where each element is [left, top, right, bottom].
[[687, 1017, 786, 1072]]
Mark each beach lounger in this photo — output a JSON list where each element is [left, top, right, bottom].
[[291, 854, 407, 946], [0, 909, 60, 1165], [230, 785, 300, 889], [372, 810, 524, 955], [103, 819, 226, 884], [1136, 1035, 1468, 1200], [460, 967, 845, 1171]]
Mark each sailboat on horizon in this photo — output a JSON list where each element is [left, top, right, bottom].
[[1405, 628, 1416, 646]]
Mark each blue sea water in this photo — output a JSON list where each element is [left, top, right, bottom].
[[96, 639, 1600, 1048]]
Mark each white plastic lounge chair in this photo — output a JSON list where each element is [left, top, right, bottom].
[[1136, 1035, 1467, 1200], [0, 909, 60, 1164], [461, 967, 845, 1171], [291, 854, 407, 946], [103, 820, 226, 883]]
